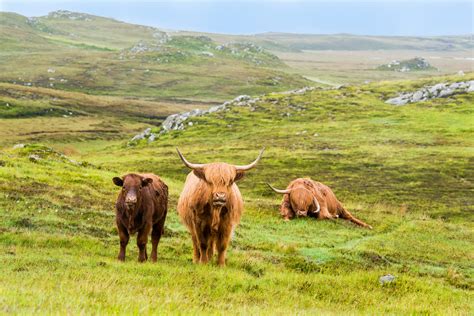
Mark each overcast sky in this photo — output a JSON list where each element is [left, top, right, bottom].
[[1, 0, 472, 36]]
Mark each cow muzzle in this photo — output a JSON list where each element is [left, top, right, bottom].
[[125, 196, 137, 209], [212, 192, 227, 207], [296, 210, 308, 217]]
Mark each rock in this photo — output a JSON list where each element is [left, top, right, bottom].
[[438, 88, 454, 98], [29, 154, 41, 162], [200, 52, 214, 57], [385, 96, 409, 106], [386, 80, 473, 105], [457, 70, 465, 76], [378, 57, 435, 72], [411, 90, 424, 102], [379, 274, 396, 285], [13, 143, 25, 149], [47, 68, 55, 73], [148, 133, 156, 142]]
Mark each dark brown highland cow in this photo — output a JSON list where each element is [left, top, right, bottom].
[[113, 173, 168, 262], [176, 148, 264, 266], [268, 178, 372, 229]]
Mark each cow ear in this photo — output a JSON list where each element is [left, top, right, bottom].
[[192, 168, 206, 181], [142, 178, 153, 187], [234, 171, 245, 182], [113, 177, 123, 187]]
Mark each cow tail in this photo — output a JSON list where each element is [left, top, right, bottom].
[[338, 204, 372, 229]]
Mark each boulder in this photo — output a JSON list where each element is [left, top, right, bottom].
[[379, 274, 396, 285]]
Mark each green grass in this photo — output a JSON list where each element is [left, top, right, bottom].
[[0, 73, 473, 314]]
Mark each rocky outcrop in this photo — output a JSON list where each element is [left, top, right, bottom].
[[378, 57, 435, 72], [128, 85, 348, 143], [161, 95, 258, 132], [385, 80, 474, 105]]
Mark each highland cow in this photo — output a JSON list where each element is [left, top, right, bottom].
[[176, 148, 264, 266], [268, 178, 372, 229]]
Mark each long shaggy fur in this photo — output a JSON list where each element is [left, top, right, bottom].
[[278, 178, 372, 228], [177, 163, 243, 266]]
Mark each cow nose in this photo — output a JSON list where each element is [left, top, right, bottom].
[[126, 197, 137, 205], [213, 192, 226, 201], [213, 192, 226, 206], [296, 210, 306, 217]]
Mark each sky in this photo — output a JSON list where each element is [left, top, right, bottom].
[[1, 0, 472, 36]]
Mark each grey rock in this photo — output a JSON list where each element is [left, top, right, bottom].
[[411, 90, 424, 102], [438, 88, 454, 98], [386, 80, 473, 105], [29, 154, 41, 162], [13, 144, 25, 149], [148, 133, 156, 142], [379, 274, 396, 285], [385, 97, 409, 106]]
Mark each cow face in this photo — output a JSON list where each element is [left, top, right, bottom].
[[289, 187, 314, 217], [113, 174, 153, 228], [176, 148, 264, 209], [193, 163, 245, 208]]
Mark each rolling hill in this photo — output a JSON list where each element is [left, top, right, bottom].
[[0, 11, 310, 102]]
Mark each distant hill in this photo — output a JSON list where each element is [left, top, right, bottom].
[[0, 11, 309, 101], [173, 31, 474, 52], [1, 10, 472, 101]]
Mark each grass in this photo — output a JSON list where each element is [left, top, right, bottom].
[[0, 73, 473, 314]]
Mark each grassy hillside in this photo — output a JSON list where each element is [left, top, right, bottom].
[[0, 74, 473, 314], [0, 11, 310, 102]]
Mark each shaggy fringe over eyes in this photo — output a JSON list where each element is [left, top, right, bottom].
[[204, 163, 236, 185]]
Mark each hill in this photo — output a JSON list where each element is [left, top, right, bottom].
[[174, 31, 474, 52], [0, 73, 472, 313], [0, 11, 310, 102]]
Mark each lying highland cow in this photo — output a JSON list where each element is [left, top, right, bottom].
[[268, 178, 372, 229], [113, 173, 168, 262], [177, 148, 264, 266]]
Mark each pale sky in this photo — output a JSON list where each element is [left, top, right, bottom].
[[1, 0, 472, 36]]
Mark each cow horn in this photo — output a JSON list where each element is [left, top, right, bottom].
[[267, 183, 291, 194], [176, 148, 205, 169], [312, 196, 321, 213], [235, 147, 265, 171]]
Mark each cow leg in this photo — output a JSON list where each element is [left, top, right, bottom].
[[318, 205, 336, 220], [216, 228, 232, 267], [137, 224, 152, 262], [207, 238, 215, 262], [151, 216, 166, 263], [117, 221, 129, 261], [196, 225, 211, 264], [191, 233, 201, 263], [199, 240, 209, 264]]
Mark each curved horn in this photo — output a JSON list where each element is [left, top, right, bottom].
[[312, 196, 321, 213], [176, 148, 205, 169], [267, 183, 291, 194], [235, 147, 265, 171]]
